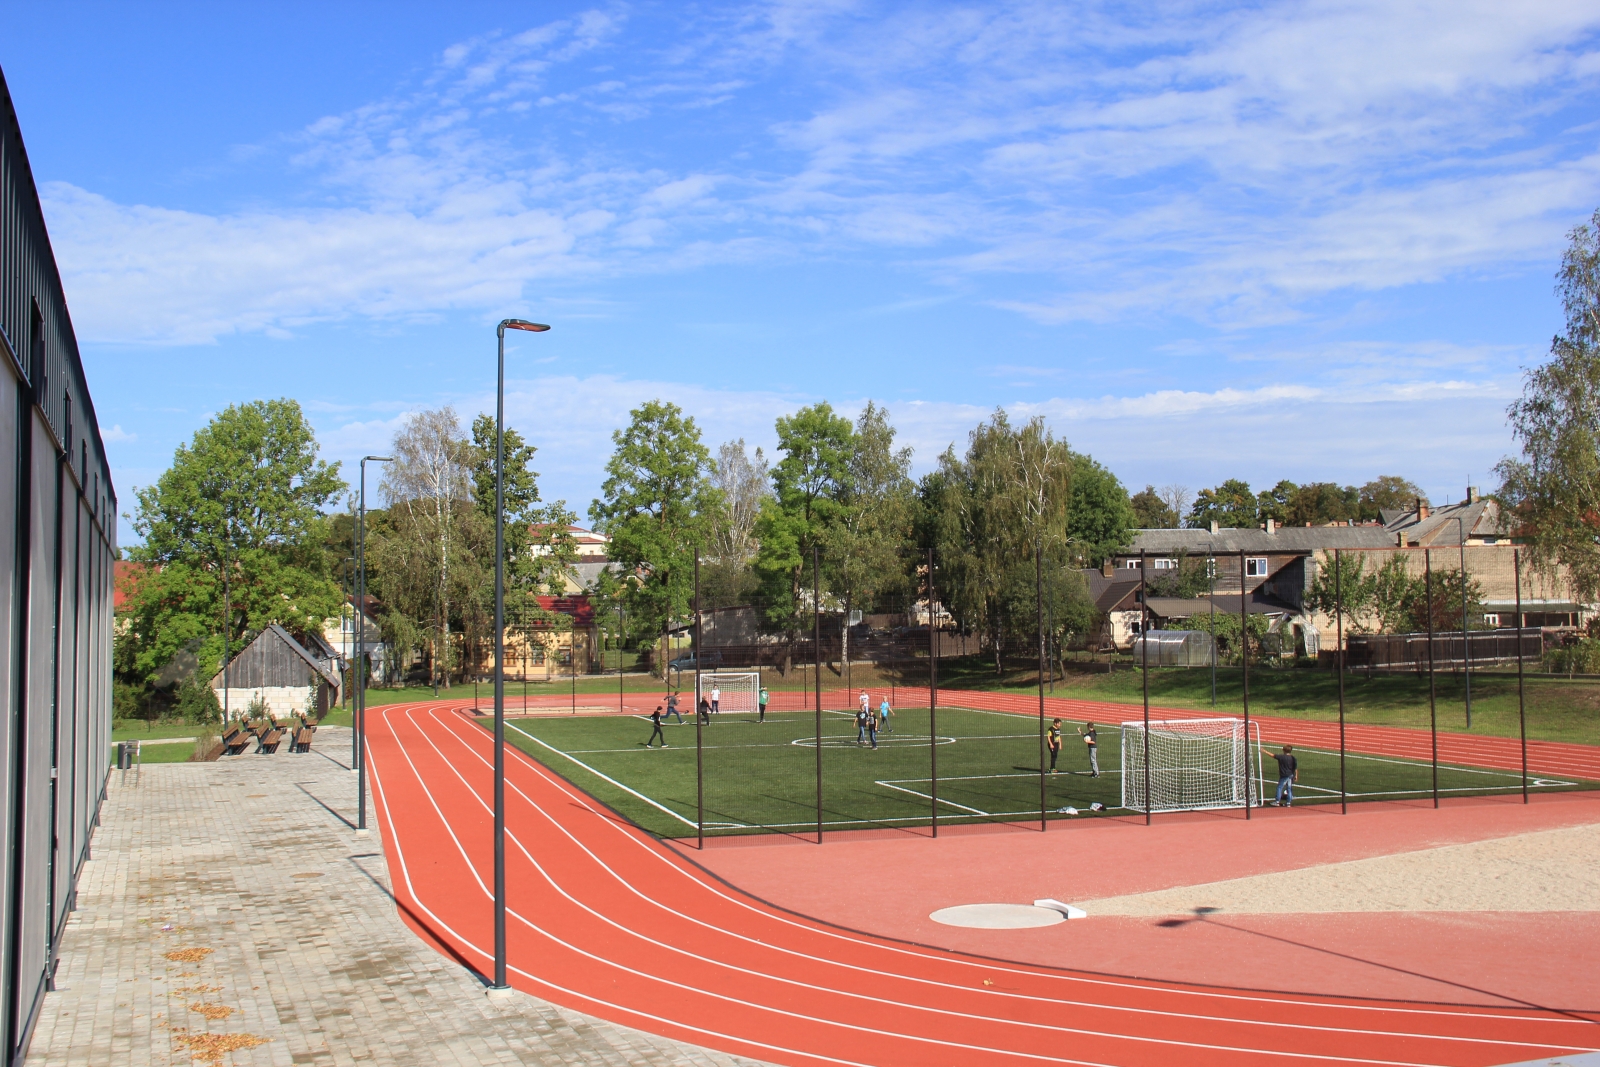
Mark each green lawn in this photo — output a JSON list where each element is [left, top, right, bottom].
[[482, 706, 1590, 839]]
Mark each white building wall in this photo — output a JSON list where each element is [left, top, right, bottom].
[[215, 686, 313, 720]]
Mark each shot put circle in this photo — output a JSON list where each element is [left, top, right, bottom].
[[790, 734, 956, 748], [929, 904, 1065, 929]]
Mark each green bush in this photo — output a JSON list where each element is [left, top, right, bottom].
[[1544, 638, 1600, 675], [172, 677, 221, 724], [113, 681, 146, 721]]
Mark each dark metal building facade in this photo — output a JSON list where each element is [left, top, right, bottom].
[[0, 69, 116, 1063]]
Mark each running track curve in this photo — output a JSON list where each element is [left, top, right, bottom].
[[365, 699, 1599, 1067]]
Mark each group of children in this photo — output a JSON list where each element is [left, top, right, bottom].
[[853, 692, 893, 748], [643, 684, 775, 747], [1046, 717, 1100, 777]]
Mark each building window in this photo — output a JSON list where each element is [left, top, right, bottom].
[[1124, 559, 1140, 569], [1153, 558, 1176, 570], [1129, 620, 1143, 635], [1245, 557, 1269, 578], [341, 615, 354, 633], [1482, 614, 1500, 627], [1481, 537, 1498, 545]]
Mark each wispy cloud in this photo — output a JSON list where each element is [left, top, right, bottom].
[[40, 1, 1600, 345]]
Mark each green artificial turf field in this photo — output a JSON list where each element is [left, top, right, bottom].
[[480, 706, 1590, 839]]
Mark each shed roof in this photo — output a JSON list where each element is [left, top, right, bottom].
[[212, 623, 340, 689]]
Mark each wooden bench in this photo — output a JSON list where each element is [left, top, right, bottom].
[[222, 726, 251, 756], [256, 728, 283, 754], [292, 726, 314, 753]]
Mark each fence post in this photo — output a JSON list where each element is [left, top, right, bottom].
[[1141, 550, 1151, 825], [1240, 549, 1251, 818], [814, 546, 823, 844], [928, 546, 939, 839], [1516, 549, 1527, 803], [1425, 549, 1438, 809], [1336, 550, 1346, 815]]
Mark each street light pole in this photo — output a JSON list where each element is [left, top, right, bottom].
[[356, 455, 392, 836], [493, 318, 549, 995]]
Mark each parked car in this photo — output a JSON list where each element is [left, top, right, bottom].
[[668, 649, 724, 672]]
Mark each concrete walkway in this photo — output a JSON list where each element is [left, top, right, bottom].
[[29, 727, 771, 1067]]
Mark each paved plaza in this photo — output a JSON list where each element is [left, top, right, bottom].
[[29, 728, 772, 1067]]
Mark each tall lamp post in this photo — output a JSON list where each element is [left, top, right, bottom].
[[342, 557, 355, 708], [493, 318, 550, 996], [356, 456, 392, 838]]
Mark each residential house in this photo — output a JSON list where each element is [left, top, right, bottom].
[[1123, 486, 1592, 653]]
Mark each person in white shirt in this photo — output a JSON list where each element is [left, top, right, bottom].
[[710, 685, 721, 715]]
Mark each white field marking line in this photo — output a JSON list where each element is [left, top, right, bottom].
[[880, 772, 1124, 785], [468, 708, 1600, 1038], [1284, 745, 1577, 782], [506, 720, 698, 829], [424, 711, 1497, 1067], [874, 781, 990, 816], [437, 710, 1589, 1055], [1290, 784, 1579, 799], [367, 710, 900, 1067], [406, 710, 1158, 1067]]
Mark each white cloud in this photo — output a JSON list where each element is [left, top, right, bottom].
[[40, 2, 1600, 344], [311, 365, 1518, 519], [100, 424, 136, 443]]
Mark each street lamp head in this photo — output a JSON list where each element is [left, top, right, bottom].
[[499, 319, 551, 334], [364, 455, 394, 463]]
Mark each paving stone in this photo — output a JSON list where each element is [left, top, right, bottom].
[[29, 727, 774, 1067]]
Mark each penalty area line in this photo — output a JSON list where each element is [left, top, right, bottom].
[[505, 720, 700, 830], [873, 780, 990, 816]]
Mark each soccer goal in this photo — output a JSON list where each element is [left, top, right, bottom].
[[695, 672, 761, 714], [1120, 717, 1264, 813]]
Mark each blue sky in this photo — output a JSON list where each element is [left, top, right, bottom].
[[4, 1, 1599, 544]]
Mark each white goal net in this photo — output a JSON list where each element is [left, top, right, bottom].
[[1120, 717, 1263, 813], [695, 672, 760, 715]]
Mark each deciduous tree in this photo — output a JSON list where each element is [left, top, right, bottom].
[[117, 399, 345, 686], [1498, 208, 1600, 598]]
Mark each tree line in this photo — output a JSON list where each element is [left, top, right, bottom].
[[1129, 475, 1429, 531]]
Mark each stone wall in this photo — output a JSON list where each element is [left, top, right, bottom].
[[214, 686, 313, 720]]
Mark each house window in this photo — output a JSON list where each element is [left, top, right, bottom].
[[341, 615, 354, 633], [1129, 620, 1143, 635], [1153, 558, 1176, 570], [1481, 537, 1498, 545], [1124, 559, 1141, 569], [1482, 613, 1500, 627], [1245, 557, 1269, 578]]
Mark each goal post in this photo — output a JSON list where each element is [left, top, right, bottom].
[[1120, 717, 1264, 813], [695, 671, 761, 715]]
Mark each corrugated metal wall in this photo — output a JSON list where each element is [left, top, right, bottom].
[[0, 67, 117, 1065]]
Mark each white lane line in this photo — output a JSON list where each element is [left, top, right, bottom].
[[395, 708, 1145, 1067], [426, 706, 1587, 1058], [455, 704, 1600, 1035], [366, 710, 892, 1067], [505, 720, 699, 829]]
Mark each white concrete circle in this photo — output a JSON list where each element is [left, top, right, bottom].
[[929, 904, 1065, 929]]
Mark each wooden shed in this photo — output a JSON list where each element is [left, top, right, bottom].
[[210, 623, 342, 718]]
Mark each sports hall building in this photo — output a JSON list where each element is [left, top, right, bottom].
[[0, 68, 117, 1063]]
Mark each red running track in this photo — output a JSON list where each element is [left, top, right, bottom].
[[366, 699, 1599, 1067]]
